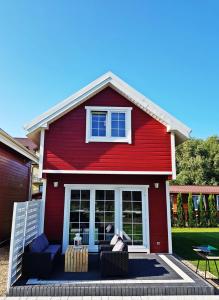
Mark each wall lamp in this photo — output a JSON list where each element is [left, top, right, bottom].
[[154, 183, 159, 189], [53, 181, 59, 188]]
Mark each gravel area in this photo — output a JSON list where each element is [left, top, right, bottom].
[[0, 246, 9, 296]]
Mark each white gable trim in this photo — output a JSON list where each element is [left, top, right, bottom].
[[0, 129, 38, 163], [171, 132, 176, 180], [42, 169, 172, 175], [24, 72, 191, 142]]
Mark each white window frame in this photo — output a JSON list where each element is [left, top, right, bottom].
[[192, 194, 206, 211], [62, 184, 149, 253], [192, 194, 200, 211], [85, 106, 132, 144]]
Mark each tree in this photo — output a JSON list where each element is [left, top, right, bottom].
[[208, 194, 217, 227], [176, 193, 185, 227], [199, 194, 207, 227], [173, 136, 219, 185], [188, 193, 195, 227]]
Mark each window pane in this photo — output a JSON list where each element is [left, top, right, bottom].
[[71, 190, 80, 200], [91, 112, 106, 137], [96, 190, 105, 200], [95, 201, 104, 211], [106, 190, 115, 200], [95, 213, 104, 223], [105, 201, 114, 211], [133, 191, 142, 201], [70, 212, 79, 223], [80, 212, 89, 222], [119, 129, 125, 137], [70, 200, 80, 211], [111, 112, 126, 137], [111, 129, 118, 137], [81, 190, 90, 200], [105, 212, 114, 223], [123, 191, 131, 201]]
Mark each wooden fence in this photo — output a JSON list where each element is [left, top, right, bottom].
[[7, 200, 43, 291]]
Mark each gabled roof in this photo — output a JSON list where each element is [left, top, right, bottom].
[[170, 185, 219, 194], [24, 72, 191, 145], [0, 129, 38, 163]]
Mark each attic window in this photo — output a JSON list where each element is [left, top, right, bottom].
[[85, 106, 132, 143]]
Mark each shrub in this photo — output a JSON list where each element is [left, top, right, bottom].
[[176, 193, 185, 227], [188, 193, 195, 227], [199, 194, 207, 227], [208, 194, 217, 227]]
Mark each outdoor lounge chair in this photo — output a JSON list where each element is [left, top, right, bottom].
[[22, 233, 61, 278], [100, 241, 129, 277]]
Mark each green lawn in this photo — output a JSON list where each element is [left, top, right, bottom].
[[172, 227, 219, 277]]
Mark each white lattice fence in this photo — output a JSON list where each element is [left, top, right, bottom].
[[7, 200, 43, 290]]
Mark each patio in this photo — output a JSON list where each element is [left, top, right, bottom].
[[9, 253, 214, 296]]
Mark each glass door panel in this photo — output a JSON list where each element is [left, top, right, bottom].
[[69, 189, 90, 245], [122, 191, 143, 245], [95, 190, 115, 244]]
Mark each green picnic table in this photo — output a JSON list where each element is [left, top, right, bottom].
[[193, 245, 219, 279]]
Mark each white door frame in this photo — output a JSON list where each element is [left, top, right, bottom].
[[62, 184, 150, 253]]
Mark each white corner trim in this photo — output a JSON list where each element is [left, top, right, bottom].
[[43, 169, 172, 175], [0, 129, 38, 163], [145, 187, 150, 253], [24, 72, 191, 141], [165, 181, 172, 254], [85, 106, 132, 144], [38, 129, 45, 178], [40, 178, 47, 234], [171, 132, 176, 180], [62, 186, 71, 253]]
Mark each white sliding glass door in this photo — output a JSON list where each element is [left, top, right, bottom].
[[63, 184, 149, 253]]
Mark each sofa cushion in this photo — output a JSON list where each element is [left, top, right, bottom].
[[41, 233, 49, 248], [29, 234, 49, 253], [112, 240, 126, 252], [44, 244, 61, 260]]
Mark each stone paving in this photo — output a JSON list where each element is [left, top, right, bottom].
[[1, 296, 219, 299]]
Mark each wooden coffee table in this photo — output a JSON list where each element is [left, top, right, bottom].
[[65, 245, 88, 272]]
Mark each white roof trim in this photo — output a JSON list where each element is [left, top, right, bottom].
[[0, 129, 38, 163], [43, 169, 172, 175], [24, 72, 191, 141]]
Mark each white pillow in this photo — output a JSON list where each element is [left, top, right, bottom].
[[112, 240, 124, 252], [110, 234, 119, 246]]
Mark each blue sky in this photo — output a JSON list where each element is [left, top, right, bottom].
[[0, 0, 218, 138]]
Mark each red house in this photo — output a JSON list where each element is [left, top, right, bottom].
[[25, 72, 191, 253], [0, 129, 38, 244]]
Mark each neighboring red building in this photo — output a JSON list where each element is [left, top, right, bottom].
[[25, 72, 191, 253], [170, 185, 219, 220], [0, 129, 38, 244]]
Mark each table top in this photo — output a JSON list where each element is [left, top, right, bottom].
[[193, 247, 219, 260], [66, 245, 88, 253]]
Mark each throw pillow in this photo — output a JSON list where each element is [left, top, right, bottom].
[[110, 234, 119, 246], [112, 240, 125, 252]]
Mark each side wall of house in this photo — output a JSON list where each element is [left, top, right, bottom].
[[43, 87, 172, 172], [0, 143, 31, 242], [44, 174, 169, 253]]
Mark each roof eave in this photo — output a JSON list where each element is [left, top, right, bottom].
[[24, 72, 191, 144], [0, 129, 39, 163]]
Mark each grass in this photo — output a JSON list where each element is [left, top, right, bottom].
[[172, 227, 219, 278]]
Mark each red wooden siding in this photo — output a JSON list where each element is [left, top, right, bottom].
[[44, 174, 169, 253], [44, 87, 172, 172], [0, 143, 31, 242]]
